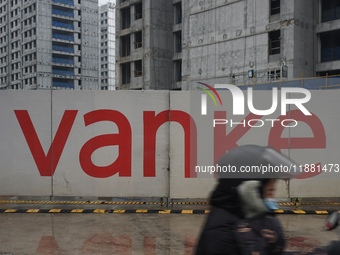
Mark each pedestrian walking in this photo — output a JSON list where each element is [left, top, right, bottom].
[[194, 145, 340, 255]]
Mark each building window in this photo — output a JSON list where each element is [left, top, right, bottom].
[[174, 2, 182, 24], [134, 60, 142, 77], [270, 0, 280, 15], [134, 31, 142, 48], [319, 70, 340, 77], [268, 69, 281, 81], [135, 2, 142, 20], [121, 62, 131, 85], [174, 60, 182, 82], [268, 30, 280, 55], [121, 34, 131, 57], [174, 31, 182, 53], [322, 0, 340, 22], [121, 7, 131, 29], [321, 30, 340, 62]]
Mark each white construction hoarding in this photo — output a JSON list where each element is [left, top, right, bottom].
[[0, 89, 339, 198]]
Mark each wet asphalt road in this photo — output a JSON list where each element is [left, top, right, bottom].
[[0, 212, 339, 255]]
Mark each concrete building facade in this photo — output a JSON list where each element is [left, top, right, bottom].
[[115, 0, 174, 90], [99, 2, 116, 90], [115, 0, 340, 90], [181, 0, 317, 89], [0, 0, 99, 90]]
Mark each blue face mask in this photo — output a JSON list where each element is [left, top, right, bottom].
[[263, 198, 279, 211]]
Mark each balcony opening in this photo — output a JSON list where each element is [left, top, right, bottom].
[[135, 2, 142, 20], [52, 53, 74, 65], [321, 30, 340, 62], [52, 0, 74, 7], [121, 62, 131, 85], [174, 2, 182, 24], [268, 30, 280, 55], [174, 31, 182, 53], [52, 78, 74, 88], [134, 31, 142, 49], [174, 60, 182, 82], [319, 70, 340, 76], [121, 7, 131, 29], [52, 66, 74, 76], [52, 29, 74, 42], [270, 0, 280, 16], [322, 0, 340, 22], [52, 5, 74, 18], [52, 17, 74, 30], [121, 34, 131, 57], [52, 41, 74, 53], [134, 60, 142, 77]]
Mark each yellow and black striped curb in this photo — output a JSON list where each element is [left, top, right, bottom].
[[0, 209, 209, 214], [278, 202, 340, 206], [0, 209, 339, 214], [273, 209, 340, 215], [1, 200, 340, 206], [0, 200, 207, 205]]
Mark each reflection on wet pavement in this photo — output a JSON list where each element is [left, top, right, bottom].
[[0, 214, 199, 255], [0, 214, 338, 254]]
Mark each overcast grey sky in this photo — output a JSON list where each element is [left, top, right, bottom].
[[98, 0, 114, 6]]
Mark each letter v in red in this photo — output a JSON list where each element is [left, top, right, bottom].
[[14, 110, 78, 176]]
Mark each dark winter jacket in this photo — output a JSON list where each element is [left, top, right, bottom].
[[195, 179, 285, 255], [194, 178, 338, 255], [194, 145, 340, 255]]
